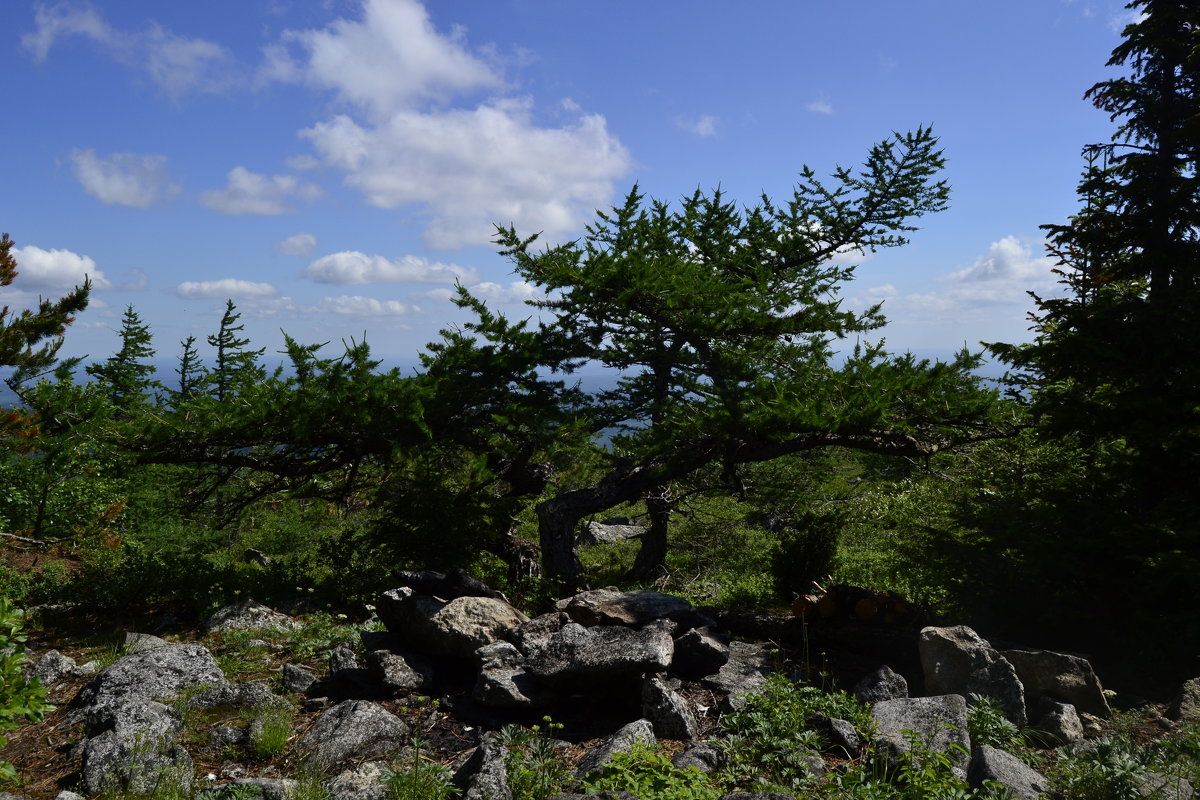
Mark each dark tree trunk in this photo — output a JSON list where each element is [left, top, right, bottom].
[[627, 484, 672, 581]]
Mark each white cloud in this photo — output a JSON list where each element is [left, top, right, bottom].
[[312, 295, 412, 316], [276, 233, 318, 257], [23, 2, 235, 98], [304, 251, 477, 285], [175, 279, 280, 299], [21, 2, 114, 61], [303, 99, 631, 248], [1109, 9, 1147, 33], [678, 115, 719, 138], [807, 98, 835, 115], [69, 149, 181, 208], [10, 245, 111, 290], [262, 0, 502, 118], [201, 167, 321, 215], [946, 235, 1053, 283], [422, 279, 540, 304]]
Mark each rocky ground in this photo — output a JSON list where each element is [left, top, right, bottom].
[[3, 582, 1196, 800]]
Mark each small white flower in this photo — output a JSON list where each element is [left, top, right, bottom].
[[205, 773, 217, 781]]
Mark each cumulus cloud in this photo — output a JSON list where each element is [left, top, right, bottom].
[[261, 0, 501, 118], [807, 98, 834, 115], [10, 245, 111, 290], [265, 0, 630, 249], [201, 167, 321, 215], [946, 236, 1053, 284], [311, 295, 412, 316], [422, 279, 540, 304], [23, 2, 236, 98], [303, 250, 477, 285], [69, 149, 181, 208], [175, 279, 280, 299], [275, 233, 318, 257], [678, 115, 718, 138], [303, 99, 630, 248]]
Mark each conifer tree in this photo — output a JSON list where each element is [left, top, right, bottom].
[[207, 300, 264, 403], [168, 335, 205, 408], [86, 305, 159, 415], [992, 1, 1200, 512]]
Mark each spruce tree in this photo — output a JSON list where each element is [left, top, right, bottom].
[[207, 300, 265, 403], [992, 1, 1200, 512], [86, 305, 159, 415]]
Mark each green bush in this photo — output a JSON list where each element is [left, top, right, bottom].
[[771, 510, 842, 597], [580, 742, 722, 800], [0, 597, 53, 784]]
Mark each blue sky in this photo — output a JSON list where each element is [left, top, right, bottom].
[[1, 0, 1140, 370]]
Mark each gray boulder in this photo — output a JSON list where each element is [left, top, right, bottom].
[[30, 649, 79, 686], [123, 632, 171, 653], [296, 700, 409, 771], [577, 521, 646, 546], [206, 598, 299, 633], [1135, 771, 1194, 800], [527, 621, 674, 685], [366, 648, 433, 694], [806, 713, 861, 758], [76, 643, 228, 711], [701, 641, 771, 710], [473, 641, 551, 709], [872, 694, 971, 773], [231, 778, 298, 800], [671, 627, 730, 679], [325, 761, 388, 800], [283, 663, 318, 694], [556, 588, 694, 629], [967, 745, 1050, 800], [642, 673, 698, 740], [1033, 700, 1085, 745], [1002, 648, 1110, 718], [379, 587, 528, 659], [672, 742, 722, 773], [454, 731, 512, 800], [80, 698, 191, 795], [920, 626, 1026, 726], [187, 680, 281, 710], [574, 719, 657, 778], [1169, 677, 1200, 724], [853, 665, 909, 705], [509, 612, 569, 657]]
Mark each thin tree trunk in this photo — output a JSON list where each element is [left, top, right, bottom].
[[627, 484, 671, 581]]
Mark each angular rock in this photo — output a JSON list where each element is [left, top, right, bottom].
[[379, 587, 528, 659], [326, 761, 388, 800], [967, 745, 1050, 800], [672, 742, 722, 773], [642, 673, 698, 740], [853, 665, 909, 705], [296, 700, 409, 771], [453, 731, 512, 800], [556, 588, 694, 629], [1033, 700, 1084, 745], [920, 626, 1026, 726], [206, 598, 299, 633], [329, 645, 358, 674], [367, 648, 433, 694], [80, 698, 191, 794], [872, 694, 971, 773], [526, 621, 674, 685], [671, 627, 730, 679], [509, 612, 569, 657], [392, 568, 506, 601], [577, 521, 646, 546], [701, 641, 771, 710], [232, 778, 298, 800], [187, 680, 281, 710], [1002, 648, 1110, 718], [30, 649, 78, 686], [806, 713, 861, 758], [123, 632, 170, 653], [283, 663, 318, 694], [473, 641, 550, 709], [1134, 770, 1194, 800], [1169, 677, 1200, 724], [53, 791, 87, 800], [76, 643, 228, 712], [574, 719, 657, 778]]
